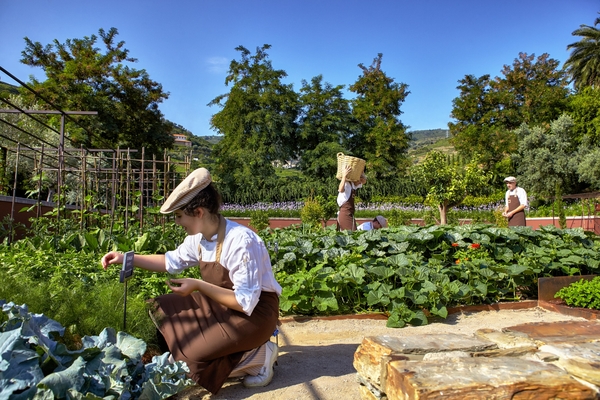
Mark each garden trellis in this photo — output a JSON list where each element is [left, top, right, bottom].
[[0, 66, 194, 242]]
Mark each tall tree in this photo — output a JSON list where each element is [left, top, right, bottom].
[[512, 115, 579, 198], [297, 75, 352, 180], [208, 45, 299, 192], [349, 54, 411, 178], [19, 27, 173, 156], [564, 15, 600, 90], [494, 53, 569, 129], [449, 53, 569, 175], [449, 74, 515, 170], [567, 86, 600, 145]]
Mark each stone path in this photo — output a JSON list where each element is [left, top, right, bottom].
[[354, 320, 600, 399]]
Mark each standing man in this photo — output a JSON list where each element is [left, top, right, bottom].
[[502, 176, 528, 227]]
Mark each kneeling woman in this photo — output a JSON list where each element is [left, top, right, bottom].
[[100, 168, 281, 394]]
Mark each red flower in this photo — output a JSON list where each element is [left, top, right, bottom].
[[455, 259, 461, 264], [452, 243, 459, 247], [470, 243, 481, 249]]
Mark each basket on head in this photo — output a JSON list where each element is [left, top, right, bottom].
[[336, 153, 366, 181]]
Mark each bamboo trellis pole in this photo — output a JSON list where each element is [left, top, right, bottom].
[[139, 147, 145, 231], [9, 143, 20, 244]]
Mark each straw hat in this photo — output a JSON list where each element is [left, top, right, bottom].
[[160, 168, 212, 214]]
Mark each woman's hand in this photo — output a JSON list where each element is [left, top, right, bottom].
[[101, 251, 123, 270], [167, 278, 200, 297]]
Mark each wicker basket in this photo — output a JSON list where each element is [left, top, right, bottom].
[[336, 153, 366, 181]]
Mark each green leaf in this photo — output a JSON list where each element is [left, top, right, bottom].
[[133, 233, 149, 253], [37, 357, 86, 398], [313, 292, 338, 311], [410, 310, 429, 326], [386, 312, 406, 328], [430, 304, 448, 319]]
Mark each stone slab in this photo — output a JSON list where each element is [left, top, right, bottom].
[[540, 342, 600, 385], [505, 321, 600, 344], [353, 334, 496, 388], [475, 328, 538, 349], [385, 356, 597, 400]]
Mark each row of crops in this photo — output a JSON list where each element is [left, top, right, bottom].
[[1, 213, 600, 397]]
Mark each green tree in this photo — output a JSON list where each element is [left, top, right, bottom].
[[413, 150, 489, 225], [349, 54, 411, 178], [564, 15, 600, 90], [19, 27, 173, 156], [208, 45, 299, 192], [297, 75, 352, 180], [567, 86, 600, 146], [576, 144, 600, 190], [449, 74, 516, 170], [512, 115, 579, 198], [450, 53, 569, 176], [494, 53, 569, 129]]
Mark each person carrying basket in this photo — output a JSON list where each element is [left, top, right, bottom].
[[337, 164, 367, 231]]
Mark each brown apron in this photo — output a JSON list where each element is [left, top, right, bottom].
[[337, 186, 357, 231], [150, 216, 280, 394], [507, 192, 526, 227]]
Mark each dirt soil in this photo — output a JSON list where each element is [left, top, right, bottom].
[[172, 307, 588, 400]]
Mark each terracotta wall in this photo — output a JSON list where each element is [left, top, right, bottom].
[[230, 216, 600, 234], [1, 197, 598, 238]]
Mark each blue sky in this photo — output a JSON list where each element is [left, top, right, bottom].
[[1, 0, 598, 136]]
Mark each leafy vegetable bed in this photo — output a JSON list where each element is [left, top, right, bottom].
[[265, 224, 600, 327], [1, 220, 599, 384], [0, 301, 193, 399]]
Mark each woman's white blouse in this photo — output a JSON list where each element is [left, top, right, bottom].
[[164, 219, 282, 316], [337, 181, 363, 207]]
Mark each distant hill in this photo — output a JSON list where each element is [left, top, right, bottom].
[[200, 135, 222, 145], [409, 129, 449, 147], [0, 81, 20, 97], [407, 129, 455, 163]]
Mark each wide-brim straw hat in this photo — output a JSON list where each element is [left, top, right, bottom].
[[160, 168, 212, 214]]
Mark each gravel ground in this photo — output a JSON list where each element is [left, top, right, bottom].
[[171, 306, 588, 400]]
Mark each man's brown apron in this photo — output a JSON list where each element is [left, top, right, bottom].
[[507, 192, 526, 227], [150, 216, 279, 394], [337, 186, 357, 231]]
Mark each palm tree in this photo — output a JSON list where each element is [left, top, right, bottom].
[[564, 16, 600, 90]]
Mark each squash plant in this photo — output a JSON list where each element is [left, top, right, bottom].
[[265, 223, 600, 327], [2, 212, 600, 338]]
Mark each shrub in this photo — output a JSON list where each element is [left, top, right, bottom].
[[555, 277, 600, 310], [249, 210, 270, 231], [387, 209, 413, 226], [300, 196, 324, 228]]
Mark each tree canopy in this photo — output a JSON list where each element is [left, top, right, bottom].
[[19, 28, 173, 157], [449, 53, 570, 176], [349, 54, 411, 178], [297, 75, 352, 179], [512, 115, 579, 197], [208, 45, 299, 190], [564, 15, 600, 91], [413, 150, 490, 225]]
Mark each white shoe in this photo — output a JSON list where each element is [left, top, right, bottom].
[[243, 341, 278, 388]]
